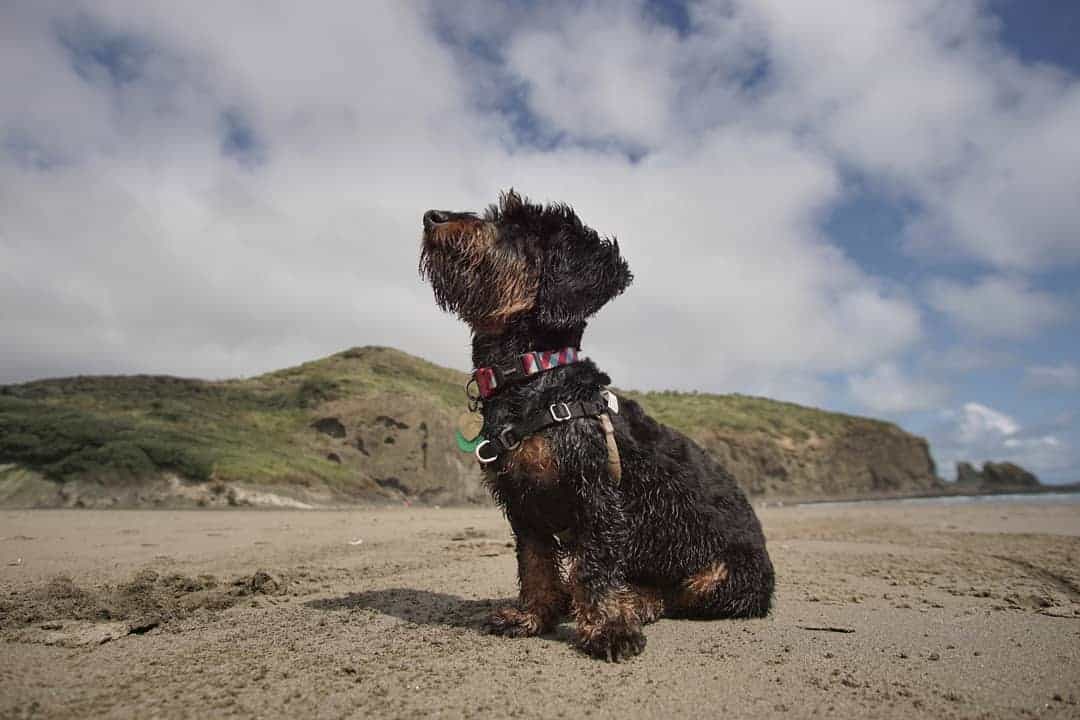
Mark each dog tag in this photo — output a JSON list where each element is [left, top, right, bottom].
[[455, 411, 484, 453], [455, 430, 481, 453], [601, 389, 619, 415]]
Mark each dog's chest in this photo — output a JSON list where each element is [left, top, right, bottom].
[[490, 445, 576, 535], [502, 436, 559, 485]]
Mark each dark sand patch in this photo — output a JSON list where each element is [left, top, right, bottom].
[[1, 568, 288, 646]]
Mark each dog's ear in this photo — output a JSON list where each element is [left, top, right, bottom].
[[535, 234, 633, 328]]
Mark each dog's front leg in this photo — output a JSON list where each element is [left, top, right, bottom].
[[568, 488, 647, 661], [484, 532, 568, 637]]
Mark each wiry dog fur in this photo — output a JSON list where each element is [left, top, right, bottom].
[[420, 190, 774, 661]]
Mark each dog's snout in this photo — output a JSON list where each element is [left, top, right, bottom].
[[423, 210, 451, 230]]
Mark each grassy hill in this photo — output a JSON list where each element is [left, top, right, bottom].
[[619, 389, 889, 441], [0, 346, 941, 507]]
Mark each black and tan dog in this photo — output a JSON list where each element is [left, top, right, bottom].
[[419, 190, 773, 661]]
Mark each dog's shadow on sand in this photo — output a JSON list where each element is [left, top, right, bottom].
[[306, 588, 577, 642]]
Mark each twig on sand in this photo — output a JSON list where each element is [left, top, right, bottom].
[[1037, 610, 1080, 619], [797, 625, 856, 633]]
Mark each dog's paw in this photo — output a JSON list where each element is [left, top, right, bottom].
[[482, 607, 544, 638], [576, 621, 647, 662]]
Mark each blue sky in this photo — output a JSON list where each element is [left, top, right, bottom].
[[1, 1, 1078, 483]]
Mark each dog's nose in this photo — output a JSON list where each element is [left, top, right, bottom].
[[423, 210, 451, 230]]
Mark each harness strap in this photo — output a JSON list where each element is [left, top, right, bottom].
[[475, 394, 607, 462], [475, 389, 623, 485], [554, 410, 621, 548], [598, 413, 622, 484]]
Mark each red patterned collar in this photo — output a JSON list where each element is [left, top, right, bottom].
[[471, 347, 583, 400]]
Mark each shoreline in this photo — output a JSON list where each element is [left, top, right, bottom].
[[768, 484, 1080, 507], [2, 465, 1078, 511]]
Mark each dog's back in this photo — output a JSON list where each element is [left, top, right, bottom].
[[609, 394, 775, 618]]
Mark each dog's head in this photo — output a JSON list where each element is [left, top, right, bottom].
[[419, 190, 632, 334]]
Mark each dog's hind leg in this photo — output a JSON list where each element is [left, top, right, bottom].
[[670, 545, 774, 619]]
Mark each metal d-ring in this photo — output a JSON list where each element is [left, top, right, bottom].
[[499, 426, 520, 450], [475, 440, 498, 464], [465, 377, 482, 412], [465, 377, 481, 401]]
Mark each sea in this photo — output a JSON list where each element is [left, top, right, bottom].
[[799, 491, 1080, 509]]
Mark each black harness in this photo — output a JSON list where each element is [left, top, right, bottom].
[[474, 392, 609, 464]]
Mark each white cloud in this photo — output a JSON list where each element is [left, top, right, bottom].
[[847, 362, 947, 413], [734, 0, 1080, 272], [0, 0, 931, 398], [926, 276, 1068, 338], [0, 0, 1075, 433], [957, 402, 1020, 442], [0, 1, 485, 380], [1024, 363, 1080, 391], [505, 7, 679, 148]]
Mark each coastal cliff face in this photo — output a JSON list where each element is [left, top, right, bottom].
[[0, 347, 943, 507], [693, 425, 941, 499], [623, 391, 942, 500]]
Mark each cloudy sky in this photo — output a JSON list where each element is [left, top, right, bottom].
[[2, 1, 1078, 483]]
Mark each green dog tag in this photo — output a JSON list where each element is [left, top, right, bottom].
[[456, 430, 482, 453], [455, 411, 484, 453]]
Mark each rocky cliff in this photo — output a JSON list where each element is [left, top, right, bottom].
[[622, 391, 942, 500], [691, 423, 940, 499], [955, 461, 1041, 492], [0, 347, 943, 507]]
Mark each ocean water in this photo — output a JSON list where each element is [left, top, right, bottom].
[[801, 491, 1080, 509]]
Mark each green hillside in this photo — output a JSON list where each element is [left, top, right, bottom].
[[0, 346, 939, 505], [0, 348, 460, 490], [621, 389, 890, 442]]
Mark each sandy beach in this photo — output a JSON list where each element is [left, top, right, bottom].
[[2, 497, 1079, 719]]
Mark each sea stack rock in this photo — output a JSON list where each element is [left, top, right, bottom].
[[956, 461, 983, 486], [981, 462, 1040, 489], [954, 461, 1041, 490]]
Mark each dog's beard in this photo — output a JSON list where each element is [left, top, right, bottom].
[[419, 239, 537, 328]]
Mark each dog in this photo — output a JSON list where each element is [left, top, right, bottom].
[[419, 190, 774, 661]]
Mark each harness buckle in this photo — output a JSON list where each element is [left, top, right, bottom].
[[600, 388, 619, 415], [475, 440, 498, 464], [549, 402, 572, 422], [499, 426, 521, 450]]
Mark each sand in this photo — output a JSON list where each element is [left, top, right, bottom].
[[2, 498, 1079, 719]]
